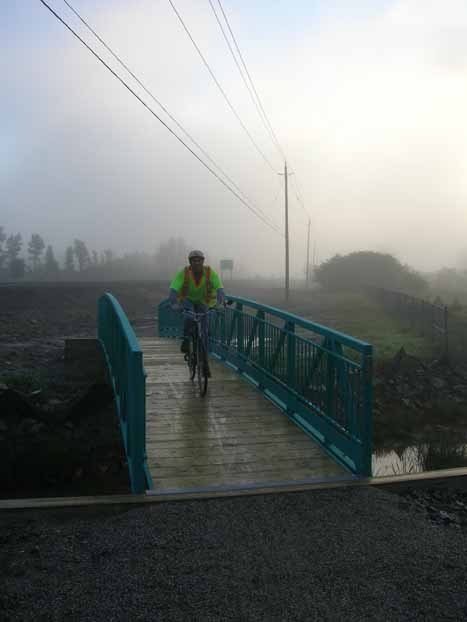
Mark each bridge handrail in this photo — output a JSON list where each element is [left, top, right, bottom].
[[226, 295, 372, 352], [98, 293, 151, 493], [158, 294, 373, 477], [212, 297, 372, 477]]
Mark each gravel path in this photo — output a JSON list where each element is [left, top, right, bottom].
[[2, 486, 467, 621]]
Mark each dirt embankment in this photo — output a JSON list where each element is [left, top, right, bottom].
[[0, 282, 168, 499]]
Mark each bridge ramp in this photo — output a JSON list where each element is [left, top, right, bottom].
[[142, 338, 350, 493]]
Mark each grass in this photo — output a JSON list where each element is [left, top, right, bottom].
[[287, 290, 434, 363]]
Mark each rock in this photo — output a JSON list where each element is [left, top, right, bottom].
[[439, 510, 455, 524], [30, 422, 46, 434], [432, 377, 446, 390], [17, 417, 39, 435]]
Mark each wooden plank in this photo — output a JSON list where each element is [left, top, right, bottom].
[[142, 337, 348, 492]]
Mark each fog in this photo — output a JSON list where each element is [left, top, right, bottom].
[[2, 0, 467, 277]]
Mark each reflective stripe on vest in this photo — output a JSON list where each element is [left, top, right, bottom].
[[178, 266, 212, 304]]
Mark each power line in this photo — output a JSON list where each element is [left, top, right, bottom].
[[207, 0, 279, 165], [38, 0, 283, 237], [167, 0, 278, 175], [215, 2, 314, 224], [216, 0, 286, 162], [61, 0, 269, 219]]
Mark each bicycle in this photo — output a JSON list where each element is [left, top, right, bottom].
[[181, 308, 212, 397]]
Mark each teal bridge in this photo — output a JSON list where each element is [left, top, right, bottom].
[[98, 293, 373, 494]]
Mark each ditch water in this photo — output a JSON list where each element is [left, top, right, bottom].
[[372, 438, 467, 476]]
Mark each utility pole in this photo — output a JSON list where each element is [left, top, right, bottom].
[[284, 162, 289, 301], [278, 162, 293, 301], [306, 218, 311, 288]]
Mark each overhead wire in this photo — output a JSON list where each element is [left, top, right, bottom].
[[207, 0, 279, 166], [61, 0, 273, 222], [38, 0, 283, 237], [215, 1, 314, 224], [167, 0, 278, 176], [216, 0, 286, 163]]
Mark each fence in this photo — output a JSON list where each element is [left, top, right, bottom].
[[98, 293, 152, 493], [158, 296, 373, 477], [367, 286, 448, 358]]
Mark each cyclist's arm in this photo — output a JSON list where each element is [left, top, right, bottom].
[[210, 269, 225, 307], [216, 288, 225, 306]]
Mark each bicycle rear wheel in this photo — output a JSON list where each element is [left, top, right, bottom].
[[196, 337, 208, 397]]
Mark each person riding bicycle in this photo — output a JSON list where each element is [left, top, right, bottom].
[[169, 250, 225, 374]]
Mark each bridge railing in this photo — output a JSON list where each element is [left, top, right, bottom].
[[98, 293, 152, 493], [158, 296, 373, 477]]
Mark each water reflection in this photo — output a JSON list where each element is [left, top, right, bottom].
[[373, 432, 467, 476]]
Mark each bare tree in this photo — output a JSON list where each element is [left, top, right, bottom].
[[154, 237, 190, 278], [73, 239, 91, 272], [44, 245, 60, 276], [28, 233, 46, 271], [6, 233, 22, 263], [65, 246, 75, 272]]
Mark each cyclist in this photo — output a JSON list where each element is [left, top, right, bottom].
[[169, 250, 225, 375]]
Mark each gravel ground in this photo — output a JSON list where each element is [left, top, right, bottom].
[[2, 486, 467, 621]]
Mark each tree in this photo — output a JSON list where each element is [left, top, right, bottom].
[[44, 245, 60, 276], [73, 239, 91, 271], [65, 246, 75, 272], [9, 258, 25, 280], [28, 233, 46, 271], [314, 251, 427, 294], [103, 249, 114, 265], [91, 250, 99, 266], [154, 237, 190, 279], [6, 233, 22, 263], [0, 226, 6, 269]]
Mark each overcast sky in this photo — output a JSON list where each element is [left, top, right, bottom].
[[2, 0, 467, 276]]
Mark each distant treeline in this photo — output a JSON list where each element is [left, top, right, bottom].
[[0, 227, 192, 282], [313, 251, 467, 307], [314, 251, 427, 294]]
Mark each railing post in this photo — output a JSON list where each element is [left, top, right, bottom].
[[286, 321, 296, 402], [284, 322, 296, 412], [361, 347, 373, 477], [324, 338, 334, 422], [258, 310, 265, 367], [127, 351, 147, 494], [237, 302, 244, 356]]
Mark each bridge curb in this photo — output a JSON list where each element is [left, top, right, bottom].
[[1, 467, 467, 511]]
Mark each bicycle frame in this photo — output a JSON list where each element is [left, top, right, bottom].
[[182, 309, 211, 352], [182, 308, 213, 396]]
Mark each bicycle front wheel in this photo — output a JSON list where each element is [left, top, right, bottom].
[[190, 335, 197, 381], [197, 337, 208, 397]]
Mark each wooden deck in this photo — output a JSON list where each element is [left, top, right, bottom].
[[142, 338, 350, 493]]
